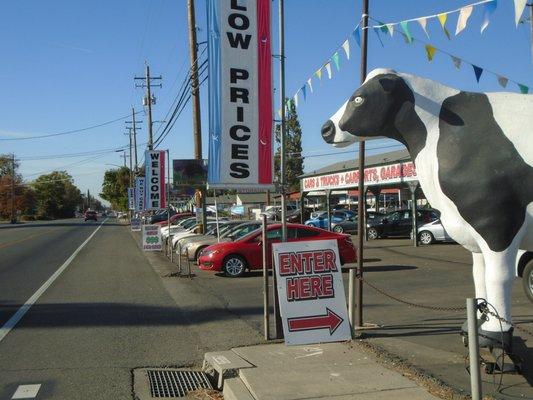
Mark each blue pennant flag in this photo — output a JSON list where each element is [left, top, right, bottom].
[[301, 85, 307, 101], [472, 65, 483, 82], [481, 0, 497, 33], [352, 28, 361, 47]]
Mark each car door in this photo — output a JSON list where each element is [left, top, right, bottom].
[[396, 211, 413, 236], [382, 211, 401, 236]]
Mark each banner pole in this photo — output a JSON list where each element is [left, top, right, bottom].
[[262, 214, 270, 340]]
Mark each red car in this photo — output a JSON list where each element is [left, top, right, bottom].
[[154, 212, 193, 227], [198, 223, 356, 277]]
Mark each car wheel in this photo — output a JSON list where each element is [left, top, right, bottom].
[[367, 227, 378, 240], [419, 231, 434, 245], [195, 246, 207, 263], [522, 260, 533, 303], [333, 225, 344, 233], [223, 255, 247, 278]]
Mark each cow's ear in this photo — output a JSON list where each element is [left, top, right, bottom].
[[378, 78, 396, 93]]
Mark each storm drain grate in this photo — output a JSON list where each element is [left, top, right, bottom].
[[147, 369, 213, 398]]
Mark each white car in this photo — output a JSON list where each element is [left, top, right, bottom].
[[171, 222, 218, 249], [416, 219, 455, 245]]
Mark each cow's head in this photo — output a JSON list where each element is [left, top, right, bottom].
[[321, 69, 413, 147]]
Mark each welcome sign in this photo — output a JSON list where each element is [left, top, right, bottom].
[[144, 150, 166, 210], [207, 0, 273, 189]]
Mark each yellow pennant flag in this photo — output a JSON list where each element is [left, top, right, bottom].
[[315, 68, 322, 80], [437, 13, 451, 39], [425, 44, 436, 61]]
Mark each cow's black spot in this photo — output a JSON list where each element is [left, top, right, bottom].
[[437, 92, 533, 252]]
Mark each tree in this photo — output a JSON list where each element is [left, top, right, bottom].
[[0, 154, 19, 177], [32, 171, 82, 219], [0, 154, 33, 220], [274, 101, 305, 192], [100, 167, 130, 211]]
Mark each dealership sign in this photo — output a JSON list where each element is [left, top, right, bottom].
[[145, 150, 166, 210], [302, 161, 417, 192], [207, 0, 273, 189], [142, 224, 162, 251], [134, 177, 145, 212], [131, 218, 141, 232], [127, 187, 135, 210], [273, 240, 351, 346]]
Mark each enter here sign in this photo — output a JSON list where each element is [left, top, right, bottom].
[[273, 240, 351, 346]]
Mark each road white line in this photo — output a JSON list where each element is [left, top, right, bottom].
[[0, 219, 108, 344], [12, 384, 41, 399]]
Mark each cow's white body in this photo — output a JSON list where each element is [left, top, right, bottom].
[[328, 69, 533, 332]]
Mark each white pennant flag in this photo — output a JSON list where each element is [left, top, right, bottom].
[[341, 39, 350, 60], [325, 62, 332, 79], [417, 17, 429, 38], [293, 92, 299, 108], [514, 0, 528, 25], [307, 78, 313, 93], [456, 5, 473, 35], [386, 24, 394, 37]]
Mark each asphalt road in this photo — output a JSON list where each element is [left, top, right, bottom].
[[0, 219, 257, 400]]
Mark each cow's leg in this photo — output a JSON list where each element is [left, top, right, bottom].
[[472, 252, 486, 319], [478, 242, 520, 351]]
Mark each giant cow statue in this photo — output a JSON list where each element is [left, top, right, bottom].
[[322, 68, 533, 352]]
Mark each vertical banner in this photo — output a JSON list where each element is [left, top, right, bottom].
[[144, 150, 166, 210], [134, 177, 145, 212], [207, 0, 273, 189], [127, 187, 135, 211]]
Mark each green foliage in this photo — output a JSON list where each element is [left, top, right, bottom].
[[31, 171, 82, 219], [0, 154, 19, 177], [274, 101, 305, 192], [100, 167, 130, 211]]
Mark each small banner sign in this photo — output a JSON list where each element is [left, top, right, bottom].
[[145, 150, 166, 210], [142, 224, 162, 251], [134, 177, 145, 212], [207, 0, 273, 190], [273, 240, 351, 346], [131, 218, 141, 232], [127, 187, 135, 211]]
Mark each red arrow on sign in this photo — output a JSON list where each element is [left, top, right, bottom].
[[287, 308, 343, 335]]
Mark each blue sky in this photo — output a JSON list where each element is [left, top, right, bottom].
[[1, 0, 531, 202]]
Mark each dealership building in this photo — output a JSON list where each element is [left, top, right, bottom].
[[298, 149, 428, 214]]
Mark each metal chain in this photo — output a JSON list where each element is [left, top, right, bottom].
[[479, 302, 533, 338], [356, 275, 467, 312]]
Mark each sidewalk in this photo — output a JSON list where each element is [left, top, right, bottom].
[[205, 341, 443, 400]]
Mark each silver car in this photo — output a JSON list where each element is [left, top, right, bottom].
[[417, 219, 455, 245]]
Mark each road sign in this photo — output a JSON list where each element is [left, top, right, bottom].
[[273, 239, 351, 345], [131, 218, 141, 232], [142, 224, 162, 251]]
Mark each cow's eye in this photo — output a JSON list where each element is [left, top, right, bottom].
[[353, 96, 364, 105]]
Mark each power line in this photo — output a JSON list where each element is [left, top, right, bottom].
[[0, 111, 143, 141]]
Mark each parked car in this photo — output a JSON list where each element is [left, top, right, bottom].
[[198, 223, 357, 277], [366, 209, 440, 240], [181, 221, 265, 261], [171, 221, 219, 248], [305, 210, 355, 229], [149, 209, 177, 224], [84, 210, 97, 222], [262, 205, 299, 221], [416, 219, 455, 245], [516, 250, 533, 303], [161, 217, 197, 239], [154, 212, 193, 227]]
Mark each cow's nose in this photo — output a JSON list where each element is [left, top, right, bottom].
[[321, 120, 335, 143]]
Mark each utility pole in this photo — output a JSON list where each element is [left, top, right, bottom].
[[530, 3, 533, 63], [351, 0, 370, 335], [125, 108, 141, 174], [187, 0, 207, 234], [10, 154, 16, 224], [87, 189, 91, 210], [125, 128, 133, 186], [135, 65, 161, 151], [279, 0, 287, 242]]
